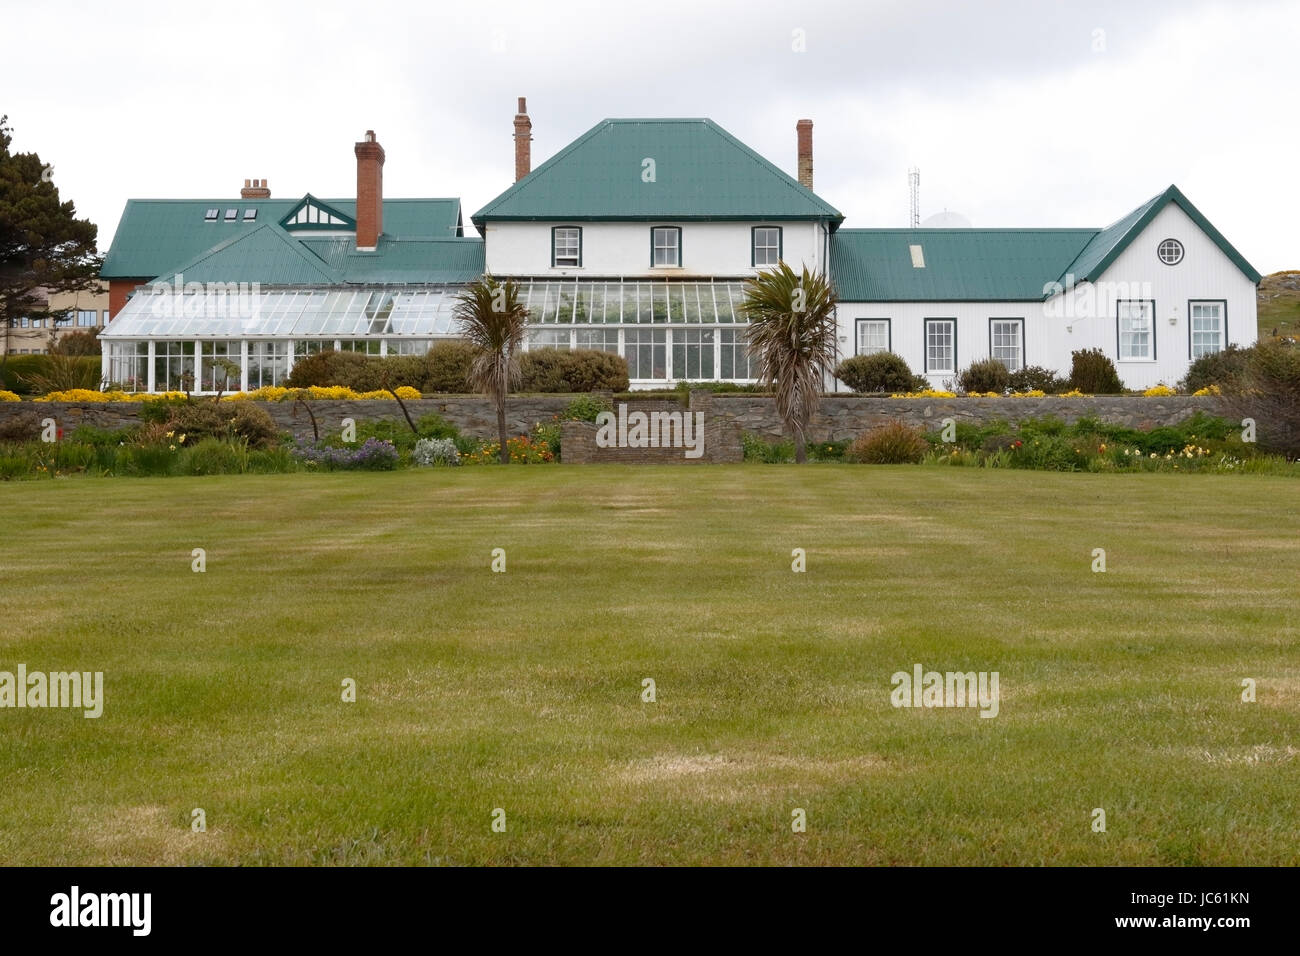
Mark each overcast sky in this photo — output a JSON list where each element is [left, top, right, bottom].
[[3, 0, 1296, 272]]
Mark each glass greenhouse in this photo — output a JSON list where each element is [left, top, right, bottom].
[[100, 279, 756, 392]]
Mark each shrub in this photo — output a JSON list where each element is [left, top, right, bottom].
[[1068, 348, 1123, 394], [845, 420, 928, 464], [741, 432, 795, 463], [17, 353, 102, 395], [835, 353, 925, 393], [178, 437, 250, 475], [422, 341, 475, 393], [0, 390, 19, 402], [1180, 344, 1251, 393], [285, 350, 375, 390], [412, 437, 461, 466], [957, 358, 1011, 395], [1222, 340, 1300, 457], [1143, 384, 1177, 396], [165, 402, 280, 449], [518, 348, 629, 393], [1008, 366, 1068, 394], [50, 329, 101, 357]]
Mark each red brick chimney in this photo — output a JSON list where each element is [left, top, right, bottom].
[[796, 119, 813, 190], [513, 97, 532, 182], [240, 178, 270, 199], [354, 130, 385, 250]]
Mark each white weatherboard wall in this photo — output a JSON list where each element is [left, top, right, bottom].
[[483, 220, 828, 277], [834, 203, 1258, 391]]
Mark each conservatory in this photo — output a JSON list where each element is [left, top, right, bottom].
[[100, 278, 756, 392]]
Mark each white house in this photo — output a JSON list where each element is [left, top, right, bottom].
[[99, 100, 1259, 392]]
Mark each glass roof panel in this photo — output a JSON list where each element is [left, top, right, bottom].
[[100, 279, 753, 339]]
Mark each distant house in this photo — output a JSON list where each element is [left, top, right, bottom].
[[99, 101, 1259, 392]]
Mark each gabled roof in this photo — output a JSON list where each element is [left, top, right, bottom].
[[831, 228, 1097, 301], [831, 185, 1261, 302], [1059, 184, 1261, 284], [102, 197, 464, 279], [279, 194, 356, 230], [472, 118, 843, 227], [151, 224, 342, 286]]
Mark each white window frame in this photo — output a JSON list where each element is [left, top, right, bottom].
[[552, 227, 581, 268], [989, 318, 1024, 373], [752, 226, 781, 267], [1189, 300, 1225, 359], [856, 319, 890, 356], [924, 318, 956, 374], [651, 227, 681, 268], [1117, 299, 1155, 361]]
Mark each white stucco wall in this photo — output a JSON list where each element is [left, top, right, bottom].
[[482, 220, 829, 277]]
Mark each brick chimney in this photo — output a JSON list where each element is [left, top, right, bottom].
[[796, 119, 813, 190], [240, 178, 271, 199], [354, 130, 385, 250], [513, 97, 532, 182]]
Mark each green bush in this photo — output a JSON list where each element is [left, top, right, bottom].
[[67, 424, 135, 446], [165, 402, 280, 449], [422, 341, 475, 392], [1008, 366, 1068, 394], [1181, 344, 1251, 393], [1222, 340, 1300, 457], [834, 353, 925, 393], [178, 437, 250, 475], [741, 432, 795, 463], [957, 358, 1011, 395], [0, 355, 101, 395], [1069, 348, 1123, 394], [285, 350, 380, 390], [845, 420, 928, 464], [518, 348, 629, 392]]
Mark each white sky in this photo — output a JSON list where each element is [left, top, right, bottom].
[[3, 0, 1296, 273]]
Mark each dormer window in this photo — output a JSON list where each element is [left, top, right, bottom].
[[552, 227, 581, 267], [652, 227, 681, 267]]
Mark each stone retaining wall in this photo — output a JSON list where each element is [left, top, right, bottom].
[[0, 393, 1230, 450], [703, 393, 1228, 441]]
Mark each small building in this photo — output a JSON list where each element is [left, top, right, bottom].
[[99, 102, 1259, 392]]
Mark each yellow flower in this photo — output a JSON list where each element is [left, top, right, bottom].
[[179, 434, 187, 444]]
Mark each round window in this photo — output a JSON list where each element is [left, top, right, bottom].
[[1157, 238, 1184, 265]]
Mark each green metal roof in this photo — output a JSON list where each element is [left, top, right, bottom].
[[831, 228, 1096, 301], [102, 196, 464, 279], [300, 237, 485, 283], [142, 227, 485, 288], [472, 118, 843, 226], [150, 224, 341, 286], [1060, 184, 1261, 284], [831, 185, 1261, 301]]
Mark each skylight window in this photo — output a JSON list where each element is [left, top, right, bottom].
[[224, 208, 238, 221], [909, 244, 925, 268], [204, 208, 219, 221], [243, 208, 258, 221]]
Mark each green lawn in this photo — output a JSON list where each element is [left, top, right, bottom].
[[1, 467, 1297, 866]]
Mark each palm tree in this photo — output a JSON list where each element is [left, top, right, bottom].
[[454, 275, 529, 464], [741, 262, 838, 463]]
